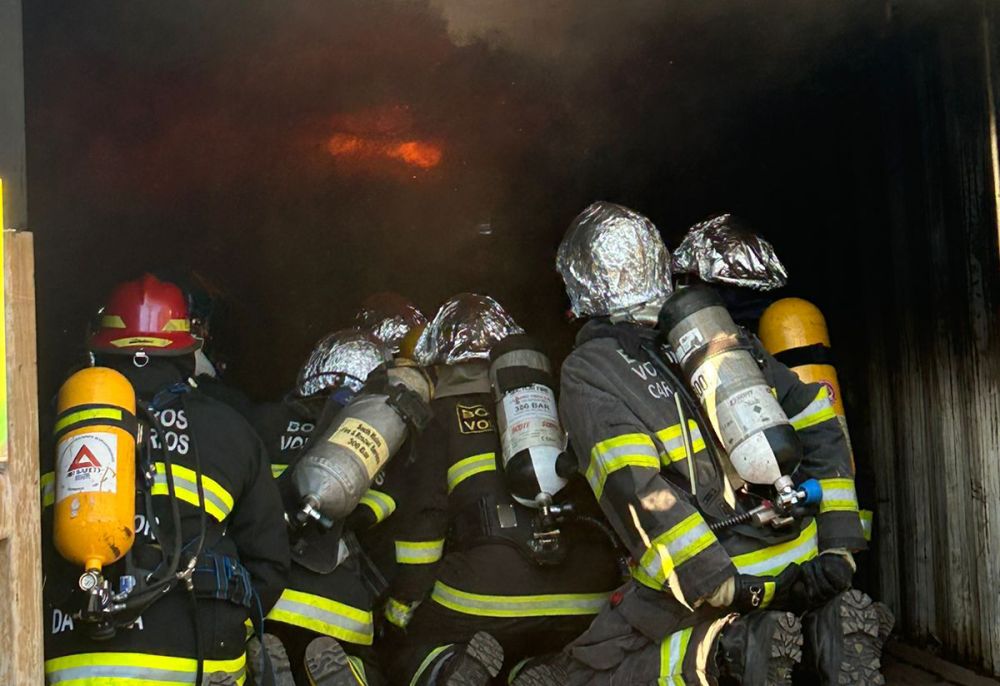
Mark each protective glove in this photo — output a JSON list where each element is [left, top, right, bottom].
[[728, 564, 801, 613], [797, 553, 854, 609]]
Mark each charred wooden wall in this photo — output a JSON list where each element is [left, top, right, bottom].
[[843, 1, 1000, 673]]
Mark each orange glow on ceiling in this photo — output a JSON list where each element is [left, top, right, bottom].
[[326, 132, 442, 169]]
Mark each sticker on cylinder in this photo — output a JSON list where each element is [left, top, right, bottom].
[[56, 432, 119, 503], [500, 385, 563, 457], [328, 418, 390, 478]]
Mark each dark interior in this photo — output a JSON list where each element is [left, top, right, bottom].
[[19, 0, 1000, 671]]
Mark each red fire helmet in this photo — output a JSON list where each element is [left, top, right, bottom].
[[88, 274, 201, 356]]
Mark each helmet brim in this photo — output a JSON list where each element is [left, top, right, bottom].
[[88, 330, 201, 356]]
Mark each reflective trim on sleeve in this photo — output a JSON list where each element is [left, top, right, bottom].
[[430, 581, 609, 618], [634, 513, 718, 590], [762, 581, 776, 609], [359, 489, 397, 524], [384, 597, 419, 628], [447, 453, 497, 493], [150, 461, 234, 522], [409, 645, 455, 686], [267, 588, 375, 646], [656, 420, 706, 464], [44, 651, 247, 684], [788, 386, 837, 431], [395, 539, 445, 565], [732, 519, 819, 577], [270, 464, 288, 479], [659, 626, 694, 684], [585, 433, 660, 500], [817, 478, 859, 514], [41, 471, 55, 509], [860, 510, 873, 542]]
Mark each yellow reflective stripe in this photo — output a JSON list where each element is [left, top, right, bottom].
[[586, 433, 660, 500], [41, 471, 55, 508], [430, 581, 609, 618], [54, 407, 124, 434], [150, 462, 234, 522], [161, 318, 190, 332], [818, 478, 859, 513], [637, 513, 718, 588], [270, 464, 288, 478], [44, 651, 246, 684], [656, 421, 706, 464], [762, 581, 776, 608], [860, 510, 873, 541], [359, 489, 397, 524], [384, 597, 417, 628], [395, 539, 445, 564], [100, 314, 127, 329], [447, 453, 496, 493], [659, 626, 693, 683], [409, 645, 454, 686], [346, 655, 367, 684], [732, 519, 819, 577], [789, 386, 837, 431], [267, 588, 374, 646]]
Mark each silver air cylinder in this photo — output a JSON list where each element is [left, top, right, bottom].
[[489, 334, 572, 508], [292, 363, 433, 521], [657, 286, 802, 487]]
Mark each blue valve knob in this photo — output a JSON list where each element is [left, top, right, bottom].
[[798, 478, 823, 505]]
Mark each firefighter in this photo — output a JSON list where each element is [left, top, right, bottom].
[[384, 293, 623, 686], [249, 329, 391, 685], [41, 273, 289, 686], [354, 292, 428, 355], [554, 202, 890, 685]]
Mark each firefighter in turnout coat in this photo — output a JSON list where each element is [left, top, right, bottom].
[[554, 203, 891, 685]]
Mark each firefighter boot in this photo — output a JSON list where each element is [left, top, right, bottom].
[[803, 589, 890, 686], [247, 633, 295, 686], [305, 637, 364, 686], [509, 654, 568, 686], [437, 631, 505, 686], [717, 611, 803, 685]]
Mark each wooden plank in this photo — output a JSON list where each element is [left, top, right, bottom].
[[887, 642, 1000, 686], [0, 230, 43, 684]]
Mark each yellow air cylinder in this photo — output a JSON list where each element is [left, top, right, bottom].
[[759, 297, 853, 470], [54, 367, 137, 575]]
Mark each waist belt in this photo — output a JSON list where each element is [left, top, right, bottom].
[[191, 550, 255, 608]]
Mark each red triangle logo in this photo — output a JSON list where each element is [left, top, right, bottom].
[[68, 445, 102, 471]]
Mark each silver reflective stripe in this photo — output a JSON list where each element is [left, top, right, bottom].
[[48, 665, 193, 683], [733, 528, 819, 577], [272, 597, 373, 637], [431, 582, 608, 616], [153, 471, 231, 518]]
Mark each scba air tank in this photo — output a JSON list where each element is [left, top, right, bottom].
[[759, 297, 853, 471], [53, 367, 137, 577], [658, 286, 801, 487], [489, 334, 572, 508], [293, 363, 433, 521]]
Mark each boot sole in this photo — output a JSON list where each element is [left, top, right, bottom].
[[443, 631, 504, 686], [767, 612, 804, 686], [246, 633, 295, 686], [305, 636, 359, 686], [836, 590, 886, 686], [511, 662, 567, 686]]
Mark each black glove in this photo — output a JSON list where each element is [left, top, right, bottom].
[[731, 564, 801, 613], [798, 554, 854, 609]]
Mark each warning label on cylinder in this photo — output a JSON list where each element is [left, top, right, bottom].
[[501, 385, 564, 456], [328, 419, 389, 479], [56, 432, 119, 503]]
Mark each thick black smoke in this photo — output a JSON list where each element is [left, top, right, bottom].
[[25, 0, 887, 400]]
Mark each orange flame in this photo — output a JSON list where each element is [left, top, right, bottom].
[[326, 133, 442, 169]]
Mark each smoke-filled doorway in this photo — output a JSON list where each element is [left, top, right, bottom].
[[22, 0, 1000, 676]]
